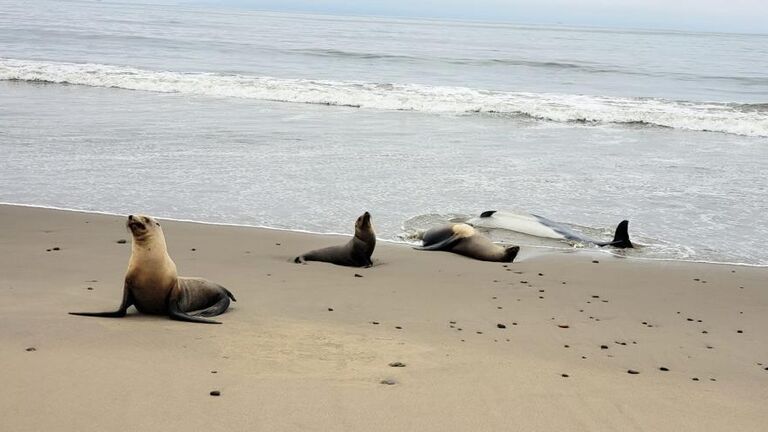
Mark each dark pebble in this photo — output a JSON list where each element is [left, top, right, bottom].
[[354, 274, 363, 278], [497, 306, 503, 310], [702, 330, 708, 334], [558, 324, 570, 329], [561, 281, 567, 285], [659, 367, 669, 371], [538, 273, 544, 276], [371, 321, 380, 325], [395, 326, 402, 330], [737, 330, 743, 334], [327, 308, 334, 312], [692, 377, 699, 381], [564, 345, 570, 348], [476, 331, 483, 334], [116, 239, 127, 244], [600, 345, 608, 349], [592, 260, 599, 263], [25, 347, 36, 352], [275, 243, 281, 246], [52, 247, 60, 251], [191, 248, 196, 251], [591, 295, 600, 298], [709, 378, 716, 382], [209, 390, 220, 396], [561, 374, 569, 378], [693, 278, 700, 281], [87, 287, 93, 290], [520, 280, 528, 284], [46, 249, 51, 252], [388, 362, 406, 367], [211, 371, 217, 374], [497, 323, 506, 329], [687, 318, 693, 321], [380, 379, 397, 385], [449, 321, 456, 324], [627, 369, 639, 375]]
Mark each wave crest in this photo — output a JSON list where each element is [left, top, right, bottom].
[[2, 58, 766, 137]]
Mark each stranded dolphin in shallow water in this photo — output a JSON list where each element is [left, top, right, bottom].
[[467, 210, 633, 248], [70, 214, 236, 324], [415, 223, 520, 262]]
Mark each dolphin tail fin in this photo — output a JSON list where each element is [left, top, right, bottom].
[[479, 210, 497, 218], [608, 220, 633, 248]]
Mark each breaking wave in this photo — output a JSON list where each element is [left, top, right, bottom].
[[2, 58, 766, 137]]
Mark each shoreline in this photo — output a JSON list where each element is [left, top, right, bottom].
[[1, 203, 767, 431], [2, 201, 764, 268]]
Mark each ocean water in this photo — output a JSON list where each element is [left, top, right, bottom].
[[1, 0, 767, 265]]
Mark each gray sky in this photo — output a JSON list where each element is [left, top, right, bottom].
[[188, 0, 768, 34]]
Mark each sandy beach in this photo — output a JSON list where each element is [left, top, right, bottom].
[[0, 203, 766, 431]]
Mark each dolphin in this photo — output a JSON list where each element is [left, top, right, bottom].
[[466, 210, 633, 248]]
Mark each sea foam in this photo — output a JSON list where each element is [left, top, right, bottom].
[[2, 58, 767, 137]]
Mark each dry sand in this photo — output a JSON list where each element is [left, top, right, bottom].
[[1, 204, 766, 431]]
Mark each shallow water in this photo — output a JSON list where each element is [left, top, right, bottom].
[[1, 1, 767, 265]]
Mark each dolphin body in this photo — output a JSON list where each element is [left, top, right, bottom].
[[467, 210, 633, 248]]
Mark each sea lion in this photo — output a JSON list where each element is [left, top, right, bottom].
[[467, 210, 633, 248], [69, 214, 236, 324], [294, 211, 375, 267], [415, 223, 520, 262]]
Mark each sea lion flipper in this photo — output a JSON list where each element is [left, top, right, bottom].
[[414, 234, 463, 251], [69, 284, 133, 318], [189, 293, 232, 317], [168, 301, 222, 324]]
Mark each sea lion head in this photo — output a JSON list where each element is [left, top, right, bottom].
[[354, 211, 374, 239], [126, 214, 162, 242]]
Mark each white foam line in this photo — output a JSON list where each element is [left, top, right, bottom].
[[2, 57, 767, 137]]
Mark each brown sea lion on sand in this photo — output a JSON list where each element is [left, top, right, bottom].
[[69, 214, 236, 324], [294, 211, 376, 267], [415, 223, 520, 263]]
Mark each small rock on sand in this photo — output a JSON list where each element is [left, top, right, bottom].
[[497, 323, 506, 329], [388, 362, 406, 367], [592, 260, 599, 263], [659, 367, 669, 371], [354, 274, 363, 278], [561, 374, 569, 378], [327, 308, 334, 312], [627, 369, 639, 375], [25, 347, 36, 352], [209, 390, 220, 396], [380, 379, 397, 385], [116, 239, 127, 244], [52, 247, 60, 251], [558, 324, 570, 329]]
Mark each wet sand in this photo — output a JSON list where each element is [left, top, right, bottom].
[[1, 204, 766, 431]]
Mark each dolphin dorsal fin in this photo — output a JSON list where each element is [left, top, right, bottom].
[[479, 210, 497, 218]]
